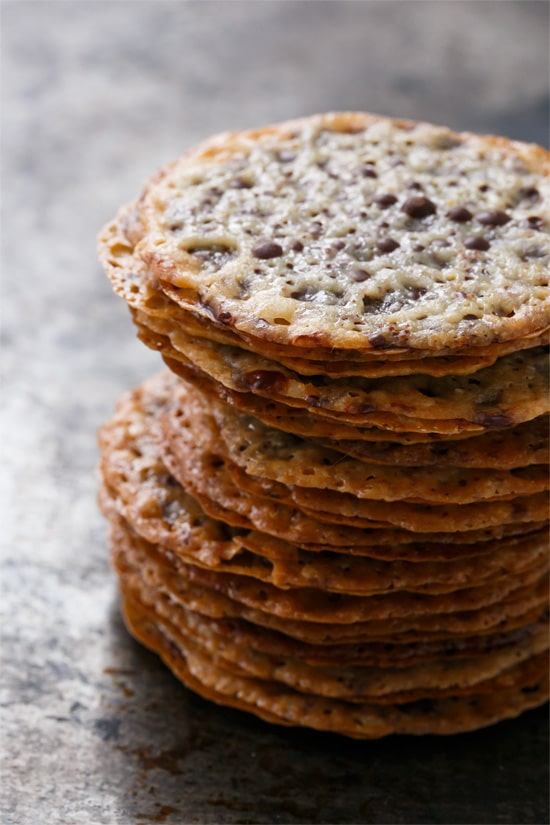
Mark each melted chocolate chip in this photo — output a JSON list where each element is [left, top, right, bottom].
[[362, 295, 385, 313], [476, 210, 511, 226], [350, 268, 370, 282], [472, 412, 513, 428], [252, 241, 284, 259], [356, 401, 376, 414], [331, 240, 346, 251], [290, 286, 318, 302], [242, 370, 288, 392], [305, 394, 322, 407], [188, 244, 236, 270], [230, 177, 252, 189], [447, 206, 473, 223], [372, 193, 398, 208], [525, 215, 544, 230], [369, 333, 391, 349], [406, 286, 427, 301], [519, 186, 540, 203], [376, 238, 400, 254], [290, 240, 304, 252], [435, 135, 462, 150], [464, 236, 490, 251], [309, 221, 323, 238], [402, 196, 437, 219], [217, 310, 233, 324]]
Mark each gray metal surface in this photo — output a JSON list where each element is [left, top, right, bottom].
[[2, 2, 548, 823]]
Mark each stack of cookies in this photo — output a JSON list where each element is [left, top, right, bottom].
[[98, 113, 549, 737]]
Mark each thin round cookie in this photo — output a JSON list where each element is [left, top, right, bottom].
[[112, 525, 548, 644], [135, 112, 549, 353], [120, 589, 549, 737]]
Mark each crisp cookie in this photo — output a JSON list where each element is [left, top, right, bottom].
[[160, 375, 548, 533], [100, 203, 549, 364], [135, 310, 550, 431], [97, 112, 550, 738], [111, 520, 548, 643], [133, 112, 549, 352], [118, 572, 548, 703], [120, 586, 549, 737], [205, 387, 549, 502], [114, 562, 549, 669]]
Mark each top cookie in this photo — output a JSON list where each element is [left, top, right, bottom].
[[136, 112, 549, 352]]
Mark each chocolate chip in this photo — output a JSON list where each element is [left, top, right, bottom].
[[305, 394, 322, 407], [472, 412, 513, 429], [406, 286, 427, 301], [252, 241, 284, 259], [525, 215, 544, 230], [369, 333, 391, 349], [362, 167, 378, 178], [402, 196, 437, 219], [447, 206, 473, 223], [290, 286, 318, 302], [362, 295, 385, 313], [242, 370, 288, 392], [350, 268, 370, 282], [331, 240, 346, 251], [464, 236, 490, 251], [309, 221, 323, 238], [476, 210, 511, 226], [372, 193, 398, 208], [188, 244, 236, 270], [435, 135, 462, 150], [376, 238, 400, 254], [407, 181, 423, 191], [412, 244, 425, 252], [356, 401, 376, 414], [519, 186, 540, 203], [290, 240, 304, 252], [230, 177, 252, 189]]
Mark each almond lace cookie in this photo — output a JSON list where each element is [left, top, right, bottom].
[[98, 112, 549, 737], [113, 551, 548, 705], [119, 584, 548, 738], [97, 375, 547, 598], [133, 112, 549, 352], [99, 208, 548, 373], [111, 515, 548, 645]]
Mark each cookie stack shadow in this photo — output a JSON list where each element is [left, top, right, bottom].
[[98, 114, 549, 737]]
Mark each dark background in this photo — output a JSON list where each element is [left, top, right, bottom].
[[2, 2, 548, 823]]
